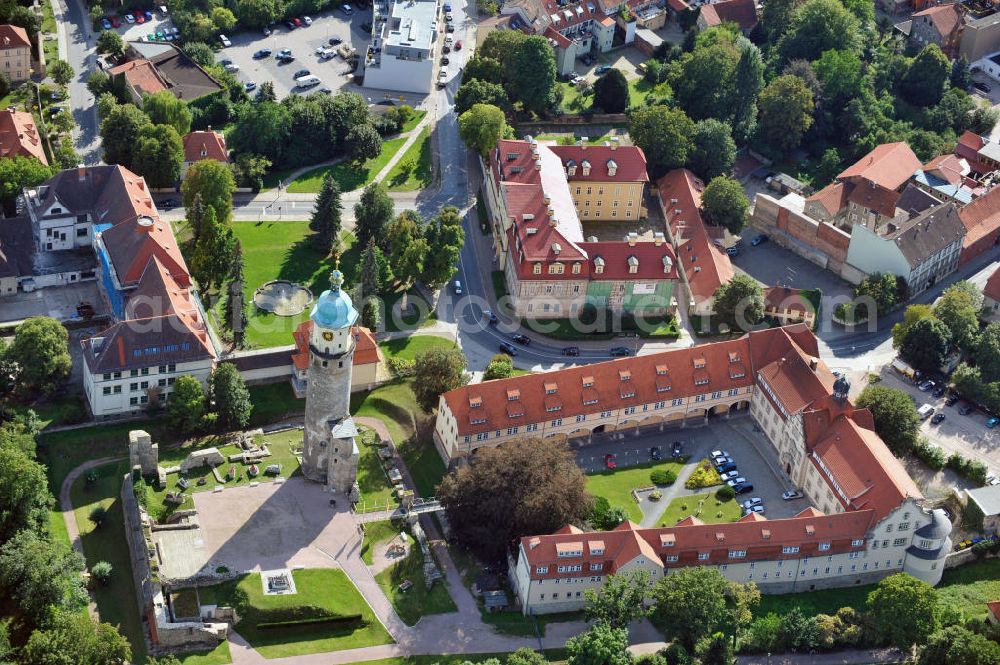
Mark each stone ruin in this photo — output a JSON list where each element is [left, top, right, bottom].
[[179, 448, 226, 473], [129, 430, 167, 488]]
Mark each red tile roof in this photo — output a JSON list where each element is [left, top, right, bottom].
[[100, 213, 189, 288], [667, 0, 690, 10], [108, 59, 169, 96], [988, 600, 1000, 622], [838, 142, 922, 191], [698, 0, 758, 30], [805, 182, 849, 217], [955, 131, 993, 175], [958, 183, 1000, 254], [548, 143, 649, 183], [985, 266, 1000, 303], [291, 321, 382, 372], [578, 240, 677, 280], [183, 130, 229, 164], [764, 286, 815, 317], [845, 183, 901, 219], [0, 24, 30, 49], [0, 109, 47, 165], [656, 169, 734, 303], [911, 3, 962, 38], [543, 25, 572, 48]]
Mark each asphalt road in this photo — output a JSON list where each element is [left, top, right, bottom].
[[62, 0, 102, 164]]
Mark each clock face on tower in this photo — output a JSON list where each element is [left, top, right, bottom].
[[323, 331, 334, 341]]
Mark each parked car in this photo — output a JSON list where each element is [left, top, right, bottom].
[[286, 20, 297, 29], [446, 23, 455, 32], [932, 386, 946, 398], [262, 25, 272, 36], [101, 17, 113, 29], [123, 13, 135, 23], [988, 417, 1000, 429], [303, 15, 313, 25], [751, 234, 768, 246], [159, 198, 178, 209], [134, 10, 145, 23], [329, 37, 343, 45], [561, 346, 580, 356], [498, 342, 518, 356], [581, 54, 593, 65], [277, 53, 295, 63], [453, 279, 462, 295], [726, 247, 739, 256], [975, 81, 992, 94], [609, 346, 631, 357], [438, 68, 448, 87], [713, 456, 734, 469], [604, 454, 617, 470], [671, 441, 683, 458], [219, 34, 231, 47], [483, 309, 498, 325], [931, 413, 946, 425], [742, 497, 763, 509], [244, 80, 256, 91], [595, 64, 612, 74], [441, 56, 450, 65], [782, 489, 803, 500], [224, 62, 240, 72], [341, 3, 354, 13], [918, 379, 935, 392], [512, 334, 531, 345], [319, 87, 333, 94], [720, 471, 740, 481], [277, 48, 292, 57], [294, 68, 311, 78], [733, 482, 754, 494], [455, 40, 462, 50], [959, 403, 975, 415], [726, 477, 748, 487], [144, 10, 153, 20], [710, 450, 729, 459], [650, 446, 661, 461], [744, 505, 765, 515], [717, 462, 737, 474], [945, 393, 959, 406], [444, 2, 452, 9], [293, 17, 302, 26]]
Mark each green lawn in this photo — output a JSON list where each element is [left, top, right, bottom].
[[385, 128, 433, 192], [378, 336, 457, 362], [356, 427, 398, 511], [198, 569, 393, 658], [146, 429, 303, 522], [374, 544, 458, 626], [491, 270, 508, 302], [248, 382, 304, 426], [351, 380, 446, 498], [558, 78, 669, 114], [533, 130, 626, 145], [287, 137, 407, 193], [659, 491, 742, 527], [586, 460, 687, 523], [341, 651, 568, 665], [400, 109, 427, 133], [71, 460, 147, 660], [360, 519, 404, 565], [13, 395, 88, 430], [175, 643, 232, 665]]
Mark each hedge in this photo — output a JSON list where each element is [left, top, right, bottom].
[[650, 469, 677, 486], [257, 614, 365, 630], [685, 459, 723, 489]]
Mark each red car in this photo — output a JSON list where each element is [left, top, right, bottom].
[[110, 15, 120, 27], [604, 454, 617, 470], [293, 16, 302, 26], [134, 10, 145, 22], [455, 40, 462, 50]]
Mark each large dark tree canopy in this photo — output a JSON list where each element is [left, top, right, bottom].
[[438, 439, 591, 562]]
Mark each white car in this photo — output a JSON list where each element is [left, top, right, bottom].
[[224, 63, 240, 72], [744, 505, 765, 515], [719, 470, 740, 481], [781, 489, 804, 500], [710, 450, 729, 459], [303, 15, 313, 25], [438, 67, 448, 87], [124, 13, 135, 23], [742, 497, 763, 509], [453, 279, 462, 294], [444, 35, 454, 45], [219, 34, 232, 47], [726, 477, 748, 487]]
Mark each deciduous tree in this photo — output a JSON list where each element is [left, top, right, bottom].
[[413, 345, 467, 412], [100, 103, 151, 168], [22, 612, 131, 665], [730, 40, 764, 143], [900, 317, 952, 374], [8, 316, 71, 396], [463, 55, 503, 84], [190, 205, 235, 290], [918, 625, 1000, 665], [901, 44, 950, 107], [133, 123, 184, 188], [0, 444, 49, 542], [593, 68, 629, 113], [96, 30, 126, 60], [483, 353, 515, 381], [856, 385, 920, 454], [891, 304, 935, 349], [310, 174, 342, 255], [629, 106, 695, 175], [933, 281, 983, 353], [0, 530, 87, 621], [458, 103, 512, 156], [168, 375, 207, 434], [49, 59, 73, 86], [778, 0, 862, 63], [813, 49, 864, 111], [439, 438, 591, 561], [0, 156, 54, 215], [566, 622, 632, 665], [143, 90, 193, 135], [867, 573, 939, 649], [675, 35, 740, 120], [757, 75, 814, 153], [346, 124, 382, 164], [210, 363, 252, 429], [700, 176, 748, 233], [455, 79, 510, 115], [234, 0, 282, 27], [687, 119, 736, 180], [506, 36, 557, 114], [584, 571, 651, 629], [712, 274, 763, 330], [975, 322, 1000, 383], [423, 207, 465, 289], [182, 159, 236, 225], [652, 567, 730, 650]]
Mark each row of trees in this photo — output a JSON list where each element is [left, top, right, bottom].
[[892, 281, 983, 374]]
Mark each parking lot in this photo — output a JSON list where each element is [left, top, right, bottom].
[[879, 369, 1000, 478], [571, 416, 809, 521], [216, 11, 372, 100]]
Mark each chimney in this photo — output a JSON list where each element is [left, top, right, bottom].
[[137, 215, 155, 232], [78, 166, 86, 182], [548, 206, 555, 218], [549, 214, 558, 227], [543, 194, 551, 206], [580, 138, 588, 149], [534, 156, 541, 170], [610, 136, 619, 150], [653, 232, 665, 246], [627, 232, 637, 246], [810, 358, 818, 371]]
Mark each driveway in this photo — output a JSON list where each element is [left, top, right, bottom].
[[218, 11, 369, 100]]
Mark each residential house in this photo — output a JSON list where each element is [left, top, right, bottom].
[[656, 169, 734, 316], [804, 142, 923, 232], [0, 217, 33, 296], [845, 201, 965, 295], [0, 24, 31, 83], [965, 484, 1000, 533], [960, 9, 1000, 63], [363, 0, 438, 94], [909, 154, 983, 206], [0, 109, 47, 165], [958, 182, 1000, 265], [982, 265, 1000, 320], [954, 131, 996, 176], [182, 130, 229, 180], [696, 0, 758, 33], [450, 325, 952, 614], [482, 137, 677, 318], [111, 41, 224, 104], [763, 286, 816, 328], [907, 4, 964, 57]]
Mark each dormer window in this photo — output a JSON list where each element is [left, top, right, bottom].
[[693, 356, 706, 369], [200, 147, 208, 157], [607, 159, 617, 177], [761, 529, 771, 540], [545, 382, 558, 394], [581, 160, 591, 176], [728, 351, 741, 363], [548, 262, 564, 275], [567, 160, 577, 176], [469, 396, 483, 408], [593, 256, 605, 274], [619, 369, 631, 381], [627, 255, 638, 274], [572, 262, 581, 274], [656, 364, 668, 376], [507, 389, 520, 401], [534, 263, 542, 275], [582, 375, 594, 388], [662, 255, 673, 274]]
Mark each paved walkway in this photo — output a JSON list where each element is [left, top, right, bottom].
[[59, 455, 126, 619]]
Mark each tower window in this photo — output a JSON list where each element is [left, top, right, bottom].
[[322, 361, 328, 368], [339, 361, 344, 368]]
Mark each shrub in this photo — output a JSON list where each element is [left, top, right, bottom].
[[685, 459, 723, 489], [913, 437, 947, 471], [91, 561, 113, 586], [649, 491, 662, 501], [132, 478, 149, 509], [386, 357, 415, 378], [946, 452, 989, 484], [589, 496, 629, 530], [971, 539, 1000, 559], [715, 485, 736, 501], [650, 469, 677, 486], [89, 506, 108, 528]]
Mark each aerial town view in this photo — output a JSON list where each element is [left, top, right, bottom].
[[5, 0, 1000, 662]]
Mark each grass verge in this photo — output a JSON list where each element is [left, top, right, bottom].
[[374, 545, 458, 626], [385, 128, 433, 192], [659, 491, 745, 527], [287, 137, 407, 193], [586, 460, 686, 523]]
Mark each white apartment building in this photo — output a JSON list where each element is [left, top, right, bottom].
[[364, 0, 438, 94]]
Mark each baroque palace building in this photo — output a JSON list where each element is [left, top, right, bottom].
[[432, 325, 952, 613]]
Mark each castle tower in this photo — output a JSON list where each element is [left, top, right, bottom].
[[301, 269, 360, 494]]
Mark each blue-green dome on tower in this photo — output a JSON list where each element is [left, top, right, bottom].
[[311, 269, 358, 329]]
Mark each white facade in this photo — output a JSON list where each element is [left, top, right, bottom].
[[846, 223, 963, 295], [84, 358, 214, 418], [22, 186, 94, 252], [364, 0, 438, 94]]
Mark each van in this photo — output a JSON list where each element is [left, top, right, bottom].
[[918, 404, 935, 420], [437, 67, 448, 87], [295, 75, 321, 88]]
